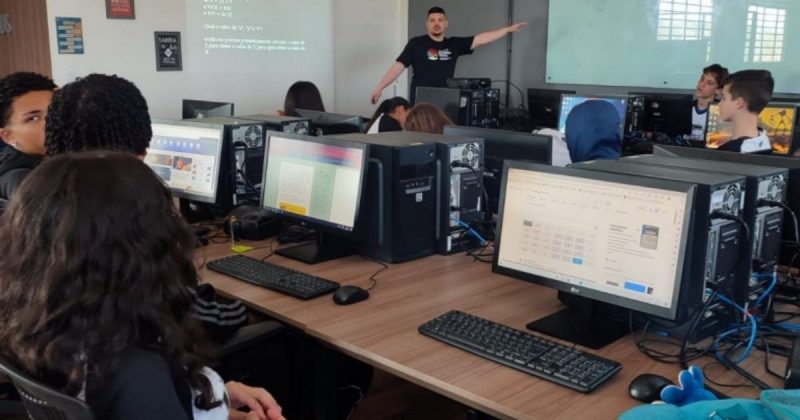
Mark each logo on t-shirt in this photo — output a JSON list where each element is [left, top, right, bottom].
[[427, 48, 453, 61]]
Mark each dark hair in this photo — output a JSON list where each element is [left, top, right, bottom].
[[0, 72, 56, 127], [366, 96, 411, 132], [45, 74, 151, 156], [703, 63, 729, 87], [283, 81, 325, 117], [0, 152, 219, 409], [427, 6, 446, 15], [721, 69, 774, 113], [405, 103, 453, 134]]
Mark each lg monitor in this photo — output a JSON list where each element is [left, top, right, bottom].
[[443, 125, 552, 215], [261, 132, 368, 263], [628, 92, 693, 138], [493, 162, 695, 348], [182, 99, 235, 120], [557, 94, 627, 136], [295, 109, 364, 135], [705, 103, 797, 154], [528, 88, 576, 129], [146, 120, 225, 204]]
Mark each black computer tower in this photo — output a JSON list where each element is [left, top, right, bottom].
[[416, 86, 500, 128], [572, 160, 748, 341], [624, 154, 788, 307], [330, 133, 437, 263], [379, 131, 486, 255]]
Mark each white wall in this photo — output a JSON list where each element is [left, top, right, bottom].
[[46, 0, 407, 119]]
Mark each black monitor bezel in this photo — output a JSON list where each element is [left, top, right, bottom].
[[491, 161, 696, 320], [260, 131, 368, 239], [182, 99, 235, 120], [527, 88, 577, 128], [148, 119, 225, 204]]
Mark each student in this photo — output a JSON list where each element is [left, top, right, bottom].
[[564, 100, 622, 163], [0, 152, 284, 420], [715, 70, 773, 153], [404, 103, 453, 134], [44, 73, 248, 340], [370, 6, 526, 104], [0, 72, 55, 207], [366, 96, 411, 133], [690, 64, 729, 140], [280, 81, 325, 117]]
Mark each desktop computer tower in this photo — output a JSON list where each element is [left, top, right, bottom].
[[415, 86, 500, 128], [379, 131, 486, 255], [624, 154, 788, 307], [183, 116, 270, 201], [571, 160, 748, 341], [329, 133, 437, 263]]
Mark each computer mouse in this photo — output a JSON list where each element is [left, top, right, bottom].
[[629, 373, 674, 403], [333, 285, 369, 305]]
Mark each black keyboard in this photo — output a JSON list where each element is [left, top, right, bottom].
[[419, 310, 622, 393], [207, 254, 340, 300]]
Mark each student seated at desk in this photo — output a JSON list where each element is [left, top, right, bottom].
[[366, 96, 410, 133], [690, 64, 729, 141], [43, 73, 248, 341], [0, 152, 283, 420], [0, 72, 55, 211], [564, 99, 622, 163], [280, 80, 325, 117], [404, 102, 453, 134], [715, 70, 774, 154]]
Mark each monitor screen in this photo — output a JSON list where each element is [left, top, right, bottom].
[[628, 92, 693, 137], [182, 99, 235, 119], [528, 88, 576, 129], [493, 162, 693, 321], [557, 94, 627, 135], [706, 103, 797, 154], [261, 133, 367, 233], [146, 122, 224, 204], [295, 109, 364, 135]]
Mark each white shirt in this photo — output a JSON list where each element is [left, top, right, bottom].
[[534, 128, 572, 167]]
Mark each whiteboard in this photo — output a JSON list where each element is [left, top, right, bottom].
[[546, 0, 800, 93]]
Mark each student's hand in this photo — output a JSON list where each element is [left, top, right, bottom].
[[370, 89, 382, 105], [508, 22, 527, 33], [225, 381, 284, 420]]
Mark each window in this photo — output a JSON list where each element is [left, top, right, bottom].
[[657, 0, 714, 41], [744, 6, 786, 63]]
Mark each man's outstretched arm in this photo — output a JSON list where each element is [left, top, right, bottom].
[[371, 62, 407, 104], [471, 22, 527, 49]]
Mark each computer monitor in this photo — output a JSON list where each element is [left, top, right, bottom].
[[705, 103, 798, 154], [528, 88, 576, 129], [182, 99, 235, 119], [493, 161, 695, 348], [628, 92, 693, 138], [146, 120, 225, 204], [443, 125, 552, 215], [557, 94, 627, 136], [261, 132, 368, 263], [295, 109, 364, 135]]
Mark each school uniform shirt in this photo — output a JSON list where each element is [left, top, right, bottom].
[[366, 113, 403, 134], [690, 100, 711, 141], [717, 129, 772, 154], [396, 35, 474, 103], [0, 147, 41, 203]]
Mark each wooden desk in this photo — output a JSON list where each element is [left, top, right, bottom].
[[199, 242, 784, 419]]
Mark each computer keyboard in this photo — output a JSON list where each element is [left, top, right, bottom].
[[207, 254, 340, 300], [419, 310, 622, 393]]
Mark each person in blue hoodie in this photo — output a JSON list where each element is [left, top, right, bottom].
[[565, 99, 622, 163]]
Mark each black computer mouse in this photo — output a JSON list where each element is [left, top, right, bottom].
[[629, 373, 674, 403], [333, 286, 369, 305]]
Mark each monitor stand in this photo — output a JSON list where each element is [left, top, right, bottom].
[[275, 231, 355, 264], [526, 293, 628, 350]]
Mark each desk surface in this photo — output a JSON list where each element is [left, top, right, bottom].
[[198, 242, 783, 419]]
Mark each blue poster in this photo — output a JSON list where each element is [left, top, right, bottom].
[[55, 17, 84, 54]]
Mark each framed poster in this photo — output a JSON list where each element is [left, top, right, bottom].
[[105, 0, 135, 19], [55, 17, 84, 54], [154, 31, 182, 71]]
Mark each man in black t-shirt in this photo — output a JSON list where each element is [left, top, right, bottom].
[[370, 7, 526, 104]]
